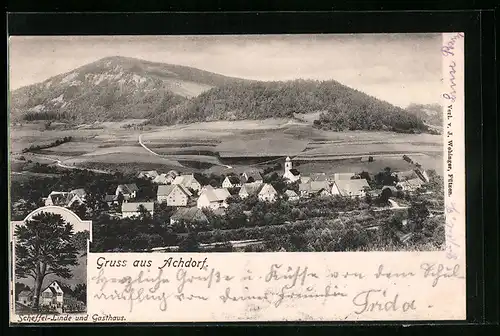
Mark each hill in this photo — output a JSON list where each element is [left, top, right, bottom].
[[10, 56, 250, 123], [405, 103, 443, 126], [10, 56, 429, 133], [149, 79, 428, 133]]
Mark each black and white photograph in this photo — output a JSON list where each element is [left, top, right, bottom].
[[11, 206, 91, 315], [9, 34, 445, 254]]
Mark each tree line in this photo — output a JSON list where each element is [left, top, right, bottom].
[[22, 136, 73, 153]]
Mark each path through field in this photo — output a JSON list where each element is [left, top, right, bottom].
[[26, 153, 111, 175], [138, 133, 233, 169]]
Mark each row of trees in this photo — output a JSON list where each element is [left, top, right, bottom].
[[22, 136, 73, 153]]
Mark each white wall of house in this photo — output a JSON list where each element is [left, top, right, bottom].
[[222, 177, 240, 188], [283, 171, 300, 183], [331, 183, 341, 196], [157, 186, 188, 206], [197, 194, 226, 210], [258, 186, 277, 203]]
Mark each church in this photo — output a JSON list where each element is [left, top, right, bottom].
[[283, 156, 301, 183]]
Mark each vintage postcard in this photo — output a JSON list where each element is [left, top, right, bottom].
[[8, 33, 465, 323]]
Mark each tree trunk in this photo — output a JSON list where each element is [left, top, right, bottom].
[[31, 274, 44, 310], [31, 262, 46, 310]]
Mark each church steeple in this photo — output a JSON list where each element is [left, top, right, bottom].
[[285, 156, 292, 172]]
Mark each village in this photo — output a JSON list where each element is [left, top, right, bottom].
[[41, 156, 430, 221], [24, 153, 444, 253]]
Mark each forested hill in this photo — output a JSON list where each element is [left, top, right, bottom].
[[148, 79, 428, 133], [10, 56, 250, 123], [11, 56, 428, 133]]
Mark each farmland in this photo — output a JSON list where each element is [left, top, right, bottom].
[[10, 117, 444, 176]]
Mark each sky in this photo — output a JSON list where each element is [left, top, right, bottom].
[[8, 34, 442, 108]]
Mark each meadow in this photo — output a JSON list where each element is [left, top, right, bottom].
[[10, 118, 444, 176]]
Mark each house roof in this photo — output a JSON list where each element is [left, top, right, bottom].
[[332, 172, 356, 180], [301, 176, 311, 183], [153, 174, 169, 184], [139, 170, 159, 178], [117, 184, 139, 194], [201, 188, 231, 203], [18, 290, 33, 297], [157, 184, 191, 197], [310, 173, 328, 181], [310, 181, 330, 192], [259, 184, 277, 195], [47, 192, 71, 206], [70, 189, 86, 198], [171, 207, 208, 223], [242, 171, 263, 182], [396, 170, 417, 181], [288, 169, 300, 176], [382, 186, 399, 193], [285, 190, 298, 197], [240, 183, 264, 196], [122, 202, 154, 212], [333, 179, 370, 196], [42, 280, 72, 295], [124, 184, 139, 192], [104, 194, 119, 202], [299, 183, 311, 192], [157, 185, 175, 196], [398, 178, 424, 187], [200, 185, 215, 193], [173, 174, 200, 188], [226, 175, 242, 184]]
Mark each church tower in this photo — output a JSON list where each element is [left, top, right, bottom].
[[285, 156, 292, 173]]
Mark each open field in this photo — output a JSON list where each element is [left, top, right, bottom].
[[10, 118, 444, 176]]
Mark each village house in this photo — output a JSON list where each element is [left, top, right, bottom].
[[115, 184, 139, 201], [153, 174, 170, 185], [238, 182, 264, 199], [172, 174, 202, 192], [332, 172, 356, 180], [39, 280, 81, 313], [299, 181, 331, 198], [282, 157, 301, 183], [284, 189, 299, 202], [197, 188, 231, 210], [310, 173, 328, 182], [395, 170, 418, 181], [200, 185, 215, 194], [17, 290, 33, 306], [121, 202, 154, 218], [69, 189, 87, 205], [157, 184, 191, 207], [222, 175, 243, 188], [104, 194, 120, 207], [44, 191, 69, 207], [331, 179, 370, 197], [258, 183, 278, 203], [381, 186, 400, 198], [396, 178, 424, 192], [414, 169, 430, 183], [170, 206, 209, 226], [153, 170, 180, 185], [241, 171, 263, 184], [138, 170, 159, 180], [300, 176, 311, 184], [43, 189, 87, 207]]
